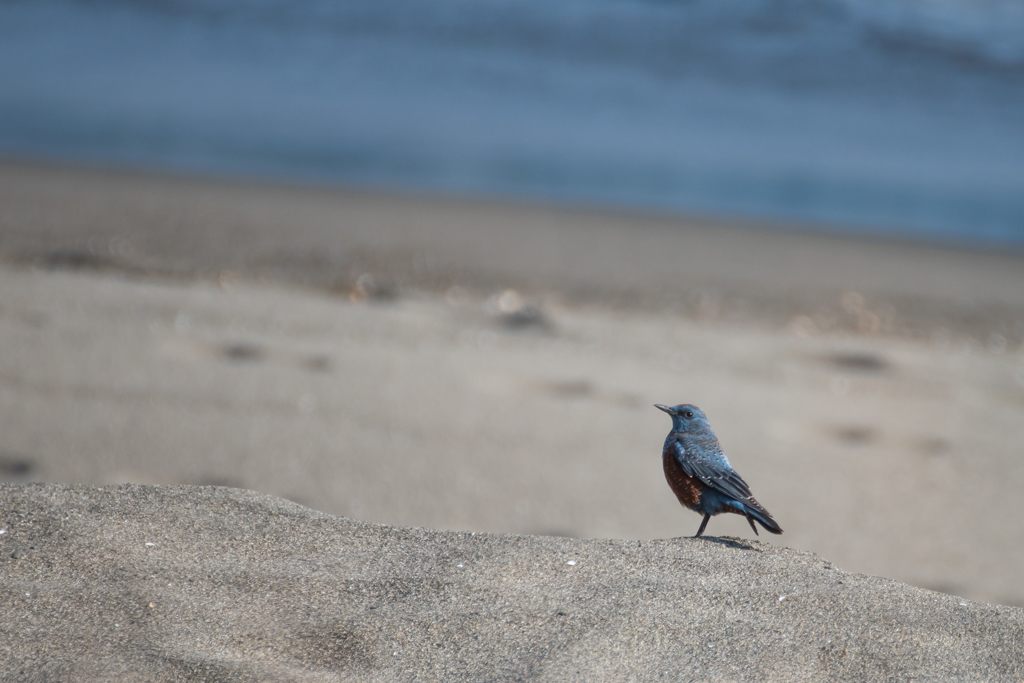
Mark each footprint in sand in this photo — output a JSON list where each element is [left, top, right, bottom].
[[221, 342, 264, 363], [825, 351, 889, 374], [0, 453, 35, 481]]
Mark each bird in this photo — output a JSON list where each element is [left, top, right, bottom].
[[655, 403, 782, 538]]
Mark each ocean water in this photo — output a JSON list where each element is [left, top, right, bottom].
[[1, 0, 1023, 246]]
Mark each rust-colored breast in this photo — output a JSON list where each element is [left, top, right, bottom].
[[663, 448, 702, 511]]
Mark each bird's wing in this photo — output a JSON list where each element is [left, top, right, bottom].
[[671, 441, 781, 532], [671, 440, 753, 503]]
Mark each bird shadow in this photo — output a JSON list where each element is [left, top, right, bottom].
[[697, 536, 762, 552]]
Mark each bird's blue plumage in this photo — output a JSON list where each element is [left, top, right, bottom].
[[656, 403, 782, 537]]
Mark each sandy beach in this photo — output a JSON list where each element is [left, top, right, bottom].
[[4, 484, 1022, 680], [2, 158, 1024, 609]]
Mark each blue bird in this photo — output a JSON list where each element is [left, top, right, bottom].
[[655, 404, 782, 538]]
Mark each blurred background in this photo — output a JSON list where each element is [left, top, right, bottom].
[[3, 0, 1024, 244], [1, 0, 1023, 606]]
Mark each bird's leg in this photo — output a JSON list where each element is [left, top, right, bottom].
[[695, 514, 710, 538], [746, 515, 759, 536]]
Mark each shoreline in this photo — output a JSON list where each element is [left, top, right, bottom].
[[3, 157, 1024, 344]]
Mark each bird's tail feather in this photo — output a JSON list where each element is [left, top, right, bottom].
[[745, 505, 783, 535]]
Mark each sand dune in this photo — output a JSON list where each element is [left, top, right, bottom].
[[3, 484, 1022, 681]]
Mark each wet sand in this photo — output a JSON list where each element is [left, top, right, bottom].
[[1, 158, 1024, 607]]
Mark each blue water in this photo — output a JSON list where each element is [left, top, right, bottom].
[[2, 0, 1024, 245]]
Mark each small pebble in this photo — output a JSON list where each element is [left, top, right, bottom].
[[11, 548, 24, 559]]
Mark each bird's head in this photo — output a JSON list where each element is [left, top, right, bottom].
[[655, 403, 710, 433]]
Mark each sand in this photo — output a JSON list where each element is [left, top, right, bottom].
[[1, 157, 1024, 619], [2, 483, 1022, 681]]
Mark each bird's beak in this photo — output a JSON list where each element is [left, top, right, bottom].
[[654, 404, 674, 415]]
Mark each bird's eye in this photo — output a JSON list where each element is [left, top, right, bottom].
[[683, 410, 694, 418]]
